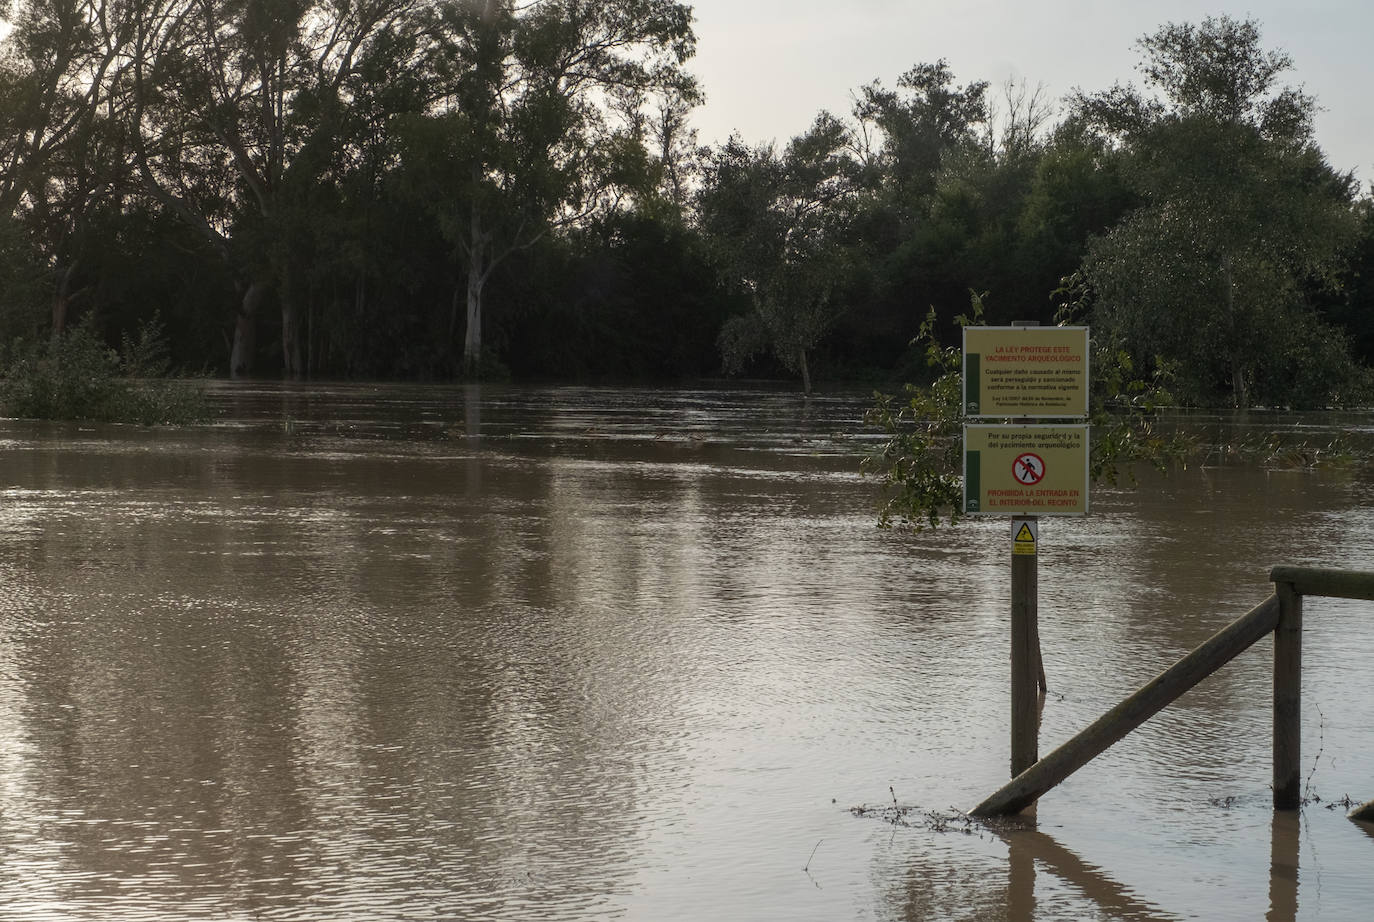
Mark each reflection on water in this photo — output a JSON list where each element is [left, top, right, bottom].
[[999, 819, 1177, 922], [0, 383, 1369, 920], [1268, 810, 1300, 922]]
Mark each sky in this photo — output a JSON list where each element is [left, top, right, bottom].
[[684, 0, 1373, 184]]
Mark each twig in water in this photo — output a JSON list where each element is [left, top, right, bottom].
[[1324, 794, 1357, 811], [803, 839, 824, 889]]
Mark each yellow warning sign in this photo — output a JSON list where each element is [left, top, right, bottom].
[[1012, 520, 1037, 556]]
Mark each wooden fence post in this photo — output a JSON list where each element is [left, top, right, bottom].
[[1273, 581, 1303, 810], [972, 594, 1281, 817], [972, 567, 1372, 818]]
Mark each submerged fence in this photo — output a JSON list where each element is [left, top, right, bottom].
[[971, 566, 1374, 817]]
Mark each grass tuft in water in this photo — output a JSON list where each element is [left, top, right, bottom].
[[848, 791, 990, 839]]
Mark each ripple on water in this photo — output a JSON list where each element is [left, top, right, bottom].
[[0, 392, 1370, 920]]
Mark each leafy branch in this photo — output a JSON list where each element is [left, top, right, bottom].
[[863, 281, 1194, 530]]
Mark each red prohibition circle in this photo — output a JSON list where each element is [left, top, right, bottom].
[[1013, 452, 1046, 485]]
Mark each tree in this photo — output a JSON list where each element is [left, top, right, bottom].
[[0, 212, 47, 339], [1015, 123, 1138, 293], [699, 114, 865, 394], [1321, 192, 1374, 368], [126, 0, 425, 377], [395, 0, 698, 375], [846, 61, 998, 352], [0, 0, 138, 338], [1074, 16, 1365, 407], [853, 60, 988, 204]]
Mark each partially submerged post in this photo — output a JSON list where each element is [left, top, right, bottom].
[[1010, 516, 1039, 777], [971, 594, 1281, 817], [963, 324, 1090, 794], [971, 566, 1374, 817], [1271, 579, 1302, 809], [1269, 565, 1374, 810]]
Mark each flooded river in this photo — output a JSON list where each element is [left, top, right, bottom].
[[0, 383, 1370, 920]]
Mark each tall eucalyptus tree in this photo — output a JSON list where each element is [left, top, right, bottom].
[[394, 0, 698, 373], [0, 0, 137, 337], [125, 0, 425, 376]]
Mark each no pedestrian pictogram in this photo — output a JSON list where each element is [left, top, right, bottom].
[[962, 424, 1088, 516], [1013, 453, 1045, 485]]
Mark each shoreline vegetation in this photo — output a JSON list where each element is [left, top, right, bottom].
[[0, 11, 1368, 408], [0, 319, 209, 425]]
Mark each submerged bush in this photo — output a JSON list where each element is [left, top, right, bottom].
[[0, 318, 210, 425]]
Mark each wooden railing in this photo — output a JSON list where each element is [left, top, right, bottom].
[[971, 566, 1374, 817]]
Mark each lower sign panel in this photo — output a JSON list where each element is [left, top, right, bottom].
[[963, 425, 1089, 516]]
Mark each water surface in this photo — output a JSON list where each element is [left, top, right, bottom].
[[0, 384, 1370, 920]]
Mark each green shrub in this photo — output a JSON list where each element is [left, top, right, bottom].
[[0, 318, 210, 425]]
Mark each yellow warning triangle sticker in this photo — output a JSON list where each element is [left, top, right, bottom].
[[1014, 523, 1035, 543]]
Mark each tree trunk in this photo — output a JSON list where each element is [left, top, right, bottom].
[[798, 349, 812, 396], [1220, 255, 1248, 408], [51, 261, 78, 341], [463, 270, 484, 375], [306, 288, 314, 378], [449, 282, 463, 346], [351, 273, 367, 375], [231, 281, 265, 378], [281, 294, 303, 379], [277, 255, 303, 379], [463, 232, 487, 375]]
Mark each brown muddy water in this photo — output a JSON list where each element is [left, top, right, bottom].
[[0, 382, 1370, 921]]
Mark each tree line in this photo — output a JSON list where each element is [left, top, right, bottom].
[[0, 5, 1369, 407]]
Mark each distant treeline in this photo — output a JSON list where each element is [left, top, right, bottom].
[[0, 4, 1369, 406]]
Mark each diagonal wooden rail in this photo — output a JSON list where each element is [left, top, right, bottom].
[[971, 566, 1374, 818]]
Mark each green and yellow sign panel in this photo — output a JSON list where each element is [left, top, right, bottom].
[[963, 326, 1089, 418], [963, 425, 1089, 516]]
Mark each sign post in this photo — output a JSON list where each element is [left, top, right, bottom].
[[1011, 516, 1039, 777], [962, 326, 1090, 786]]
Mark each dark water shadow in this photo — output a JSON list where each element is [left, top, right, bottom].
[[995, 819, 1178, 922], [1267, 810, 1299, 922], [991, 808, 1307, 922]]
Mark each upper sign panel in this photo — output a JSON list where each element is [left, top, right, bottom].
[[962, 326, 1089, 418]]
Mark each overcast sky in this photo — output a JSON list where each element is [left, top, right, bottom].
[[684, 1, 1373, 183]]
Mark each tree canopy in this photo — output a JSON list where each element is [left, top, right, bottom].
[[0, 9, 1367, 404], [1074, 15, 1365, 407]]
